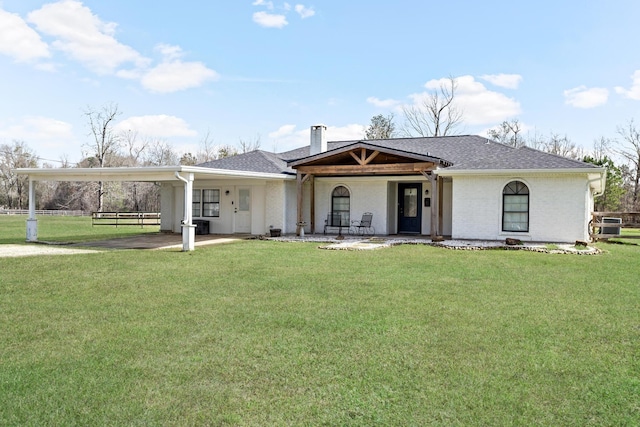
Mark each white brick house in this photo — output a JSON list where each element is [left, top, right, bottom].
[[18, 125, 605, 249]]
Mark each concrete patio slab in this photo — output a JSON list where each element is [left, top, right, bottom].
[[72, 233, 249, 250]]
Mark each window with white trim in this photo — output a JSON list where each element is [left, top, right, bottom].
[[192, 189, 220, 217], [502, 181, 529, 232]]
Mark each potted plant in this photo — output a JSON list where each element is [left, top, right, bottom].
[[269, 225, 281, 237]]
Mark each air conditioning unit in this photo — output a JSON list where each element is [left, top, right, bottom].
[[600, 217, 622, 235]]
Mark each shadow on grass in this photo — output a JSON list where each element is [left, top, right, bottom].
[[604, 239, 640, 246]]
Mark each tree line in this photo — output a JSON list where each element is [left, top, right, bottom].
[[363, 76, 639, 212], [364, 112, 639, 212], [2, 89, 640, 213], [0, 103, 260, 213]]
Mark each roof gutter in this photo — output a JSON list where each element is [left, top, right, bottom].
[[435, 167, 607, 177], [588, 172, 607, 197], [16, 165, 295, 181]]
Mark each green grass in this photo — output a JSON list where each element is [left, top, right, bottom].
[[609, 228, 640, 245], [1, 217, 639, 425], [0, 214, 159, 244]]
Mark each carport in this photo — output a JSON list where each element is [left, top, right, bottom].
[[16, 166, 289, 251]]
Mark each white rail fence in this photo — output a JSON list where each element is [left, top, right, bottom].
[[0, 209, 88, 216]]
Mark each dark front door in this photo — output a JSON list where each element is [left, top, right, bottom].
[[398, 183, 422, 233]]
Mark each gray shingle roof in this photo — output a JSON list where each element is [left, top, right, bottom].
[[197, 150, 293, 174], [199, 135, 599, 174]]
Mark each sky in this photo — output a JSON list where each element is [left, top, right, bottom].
[[1, 0, 640, 165]]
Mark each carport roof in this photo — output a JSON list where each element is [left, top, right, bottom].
[[16, 165, 295, 182]]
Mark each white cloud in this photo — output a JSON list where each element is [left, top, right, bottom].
[[115, 115, 197, 138], [251, 2, 314, 28], [6, 116, 73, 138], [268, 123, 366, 152], [35, 62, 58, 72], [0, 8, 50, 62], [0, 116, 75, 153], [564, 86, 609, 108], [252, 0, 274, 9], [253, 11, 288, 28], [268, 124, 297, 139], [479, 73, 523, 89], [367, 97, 401, 109], [139, 44, 218, 93], [155, 43, 184, 61], [141, 61, 218, 93], [267, 125, 306, 151], [327, 124, 366, 141], [27, 0, 148, 75], [295, 4, 315, 18], [615, 70, 640, 100], [409, 75, 521, 125], [20, 2, 217, 93]]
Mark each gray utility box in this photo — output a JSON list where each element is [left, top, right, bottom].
[[193, 220, 210, 235], [601, 217, 622, 235]]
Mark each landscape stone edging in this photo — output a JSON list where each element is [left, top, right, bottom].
[[266, 236, 602, 254]]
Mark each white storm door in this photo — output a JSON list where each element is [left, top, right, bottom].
[[235, 188, 251, 233]]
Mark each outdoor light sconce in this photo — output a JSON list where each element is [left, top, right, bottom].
[[424, 189, 429, 195], [225, 190, 230, 195]]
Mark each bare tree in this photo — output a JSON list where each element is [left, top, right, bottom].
[[239, 134, 261, 153], [0, 140, 38, 209], [542, 133, 582, 159], [83, 103, 122, 212], [179, 152, 198, 165], [365, 114, 396, 140], [144, 139, 179, 166], [591, 136, 613, 162], [487, 119, 525, 147], [617, 119, 640, 209], [196, 129, 218, 163], [120, 129, 148, 167], [118, 129, 152, 211], [401, 76, 463, 137], [216, 144, 239, 159]]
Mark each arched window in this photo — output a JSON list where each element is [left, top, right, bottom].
[[502, 181, 529, 232], [331, 186, 350, 226]]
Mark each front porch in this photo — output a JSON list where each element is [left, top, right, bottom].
[[287, 142, 453, 238]]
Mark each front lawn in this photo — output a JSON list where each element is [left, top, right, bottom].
[[0, 214, 159, 244], [0, 217, 638, 425]]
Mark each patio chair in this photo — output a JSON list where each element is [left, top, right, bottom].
[[349, 212, 375, 236], [324, 212, 344, 235]]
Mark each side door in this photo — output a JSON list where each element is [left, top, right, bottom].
[[234, 188, 251, 233], [398, 183, 422, 234]]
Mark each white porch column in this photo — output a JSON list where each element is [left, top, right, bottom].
[[175, 172, 195, 251], [26, 178, 38, 242]]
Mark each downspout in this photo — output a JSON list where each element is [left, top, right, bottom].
[[175, 171, 196, 251], [587, 171, 606, 242], [589, 171, 606, 198]]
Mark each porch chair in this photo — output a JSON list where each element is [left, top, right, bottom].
[[324, 212, 344, 235], [349, 212, 375, 236]]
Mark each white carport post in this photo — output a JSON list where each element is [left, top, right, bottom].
[[26, 177, 38, 242], [175, 172, 196, 251]]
